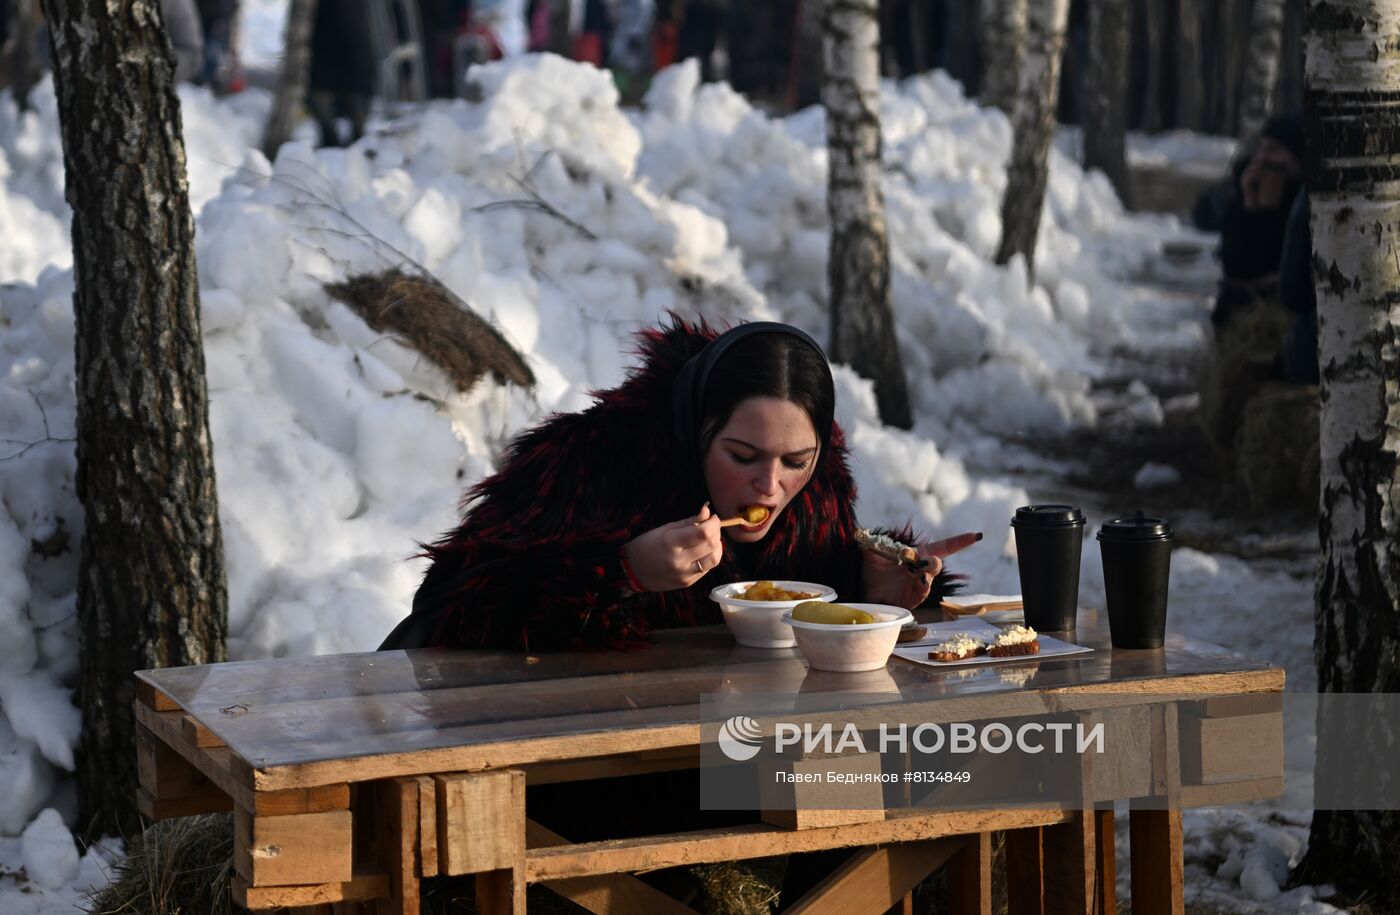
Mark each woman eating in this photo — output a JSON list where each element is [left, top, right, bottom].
[[380, 317, 974, 652]]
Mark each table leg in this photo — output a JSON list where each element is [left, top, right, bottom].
[[435, 770, 526, 915], [1129, 810, 1183, 915], [1042, 813, 1094, 915], [947, 832, 992, 915], [1005, 827, 1043, 915], [372, 779, 421, 915]]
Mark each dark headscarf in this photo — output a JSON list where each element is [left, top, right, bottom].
[[1261, 114, 1305, 164], [670, 322, 834, 458]]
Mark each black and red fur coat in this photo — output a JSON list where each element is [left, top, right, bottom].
[[380, 317, 927, 652]]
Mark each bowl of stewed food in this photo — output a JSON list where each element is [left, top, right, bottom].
[[709, 580, 838, 648]]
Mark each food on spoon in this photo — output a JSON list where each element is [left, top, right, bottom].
[[986, 625, 1040, 658], [741, 580, 818, 601], [791, 600, 877, 625], [855, 528, 919, 565], [927, 633, 986, 662], [717, 505, 773, 528]]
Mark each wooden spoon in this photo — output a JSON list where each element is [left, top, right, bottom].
[[719, 505, 770, 528]]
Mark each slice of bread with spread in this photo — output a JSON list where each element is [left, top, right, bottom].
[[927, 632, 986, 662], [986, 625, 1040, 658]]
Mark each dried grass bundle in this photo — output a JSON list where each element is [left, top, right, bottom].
[[325, 269, 534, 394], [86, 814, 237, 915]]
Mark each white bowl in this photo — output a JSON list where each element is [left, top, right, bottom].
[[781, 603, 913, 672], [709, 580, 838, 648]]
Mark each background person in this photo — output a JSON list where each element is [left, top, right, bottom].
[[1211, 114, 1305, 329], [307, 0, 377, 147]]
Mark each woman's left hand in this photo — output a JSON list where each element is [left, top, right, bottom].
[[861, 532, 981, 610]]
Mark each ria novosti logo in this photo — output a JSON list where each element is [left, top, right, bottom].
[[715, 716, 1106, 760], [718, 716, 764, 761]]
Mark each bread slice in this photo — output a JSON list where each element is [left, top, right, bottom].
[[986, 640, 1041, 658], [855, 528, 919, 565], [927, 633, 986, 662], [986, 625, 1040, 658]]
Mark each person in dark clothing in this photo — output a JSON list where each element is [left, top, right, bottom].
[[677, 0, 726, 81], [1211, 114, 1306, 328], [379, 318, 960, 653], [308, 0, 377, 147], [1274, 190, 1318, 385], [196, 0, 245, 92]]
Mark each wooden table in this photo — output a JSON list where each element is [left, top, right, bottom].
[[134, 616, 1283, 914]]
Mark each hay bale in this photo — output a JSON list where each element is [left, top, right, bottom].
[[86, 814, 239, 915], [1233, 382, 1320, 514], [1198, 300, 1293, 459], [325, 269, 535, 393], [694, 858, 783, 914]]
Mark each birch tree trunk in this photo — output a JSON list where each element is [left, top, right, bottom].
[[1237, 0, 1287, 143], [823, 0, 911, 429], [1082, 0, 1131, 205], [979, 0, 1027, 115], [1173, 0, 1203, 129], [995, 0, 1070, 273], [1297, 0, 1400, 900], [43, 0, 228, 839], [261, 0, 319, 160]]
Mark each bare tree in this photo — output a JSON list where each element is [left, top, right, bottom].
[[1173, 0, 1203, 129], [995, 0, 1070, 273], [1082, 0, 1131, 205], [1199, 0, 1243, 133], [823, 0, 911, 429], [979, 0, 1028, 114], [1236, 0, 1287, 143], [42, 0, 227, 838], [1135, 0, 1163, 131], [1296, 0, 1400, 902], [262, 0, 319, 159], [943, 0, 982, 97]]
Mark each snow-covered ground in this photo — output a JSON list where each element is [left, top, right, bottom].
[[0, 49, 1329, 913]]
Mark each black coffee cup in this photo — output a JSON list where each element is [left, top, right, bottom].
[[1011, 505, 1085, 632], [1097, 511, 1174, 649]]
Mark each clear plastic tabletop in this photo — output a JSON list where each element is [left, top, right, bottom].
[[136, 615, 1277, 775]]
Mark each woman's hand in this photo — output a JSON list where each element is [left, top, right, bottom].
[[623, 504, 724, 592], [861, 532, 982, 609]]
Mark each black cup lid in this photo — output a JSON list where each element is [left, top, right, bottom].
[[1011, 504, 1085, 528], [1097, 510, 1174, 542]]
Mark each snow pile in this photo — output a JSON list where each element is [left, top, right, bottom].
[[637, 62, 1206, 442], [0, 85, 71, 284], [1134, 461, 1182, 489]]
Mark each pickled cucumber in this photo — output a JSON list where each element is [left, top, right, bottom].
[[791, 601, 877, 625]]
